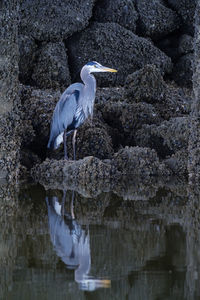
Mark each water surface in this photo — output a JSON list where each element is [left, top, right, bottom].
[[0, 182, 199, 299]]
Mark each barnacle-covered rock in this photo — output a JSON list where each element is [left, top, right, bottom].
[[32, 42, 71, 90], [135, 117, 190, 158], [68, 22, 172, 86], [124, 65, 166, 103], [93, 0, 138, 33], [136, 0, 180, 39], [19, 0, 95, 41]]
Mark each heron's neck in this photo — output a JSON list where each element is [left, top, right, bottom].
[[81, 68, 96, 91], [80, 68, 96, 118]]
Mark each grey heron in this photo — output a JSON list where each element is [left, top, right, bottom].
[[47, 61, 117, 160]]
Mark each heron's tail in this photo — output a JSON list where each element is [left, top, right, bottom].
[[47, 138, 55, 149], [47, 130, 73, 150]]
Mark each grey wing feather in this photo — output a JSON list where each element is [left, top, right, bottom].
[[47, 84, 83, 149]]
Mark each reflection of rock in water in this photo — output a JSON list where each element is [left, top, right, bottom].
[[0, 183, 19, 299], [46, 190, 110, 291]]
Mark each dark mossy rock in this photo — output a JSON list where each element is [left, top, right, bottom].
[[75, 119, 114, 160], [100, 100, 162, 149], [31, 156, 115, 184], [120, 102, 161, 133], [135, 117, 190, 158], [101, 101, 162, 133], [20, 86, 61, 155], [20, 149, 41, 170], [19, 35, 37, 84], [178, 34, 194, 55], [113, 146, 168, 177], [124, 66, 191, 119], [67, 22, 172, 86], [96, 87, 125, 105], [19, 0, 95, 41], [31, 147, 170, 186], [172, 53, 193, 88], [154, 82, 192, 120], [93, 0, 138, 33], [32, 42, 71, 90], [124, 65, 166, 103], [167, 0, 196, 34], [164, 149, 188, 176], [136, 0, 180, 39], [155, 34, 180, 60]]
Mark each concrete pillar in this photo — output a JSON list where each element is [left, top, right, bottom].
[[0, 0, 20, 180], [188, 2, 200, 183]]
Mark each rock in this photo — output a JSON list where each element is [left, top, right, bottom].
[[19, 0, 95, 41], [124, 66, 191, 119], [113, 146, 167, 177], [96, 87, 125, 105], [74, 118, 114, 160], [101, 101, 161, 137], [178, 34, 194, 55], [167, 0, 196, 34], [32, 42, 71, 90], [20, 86, 61, 154], [120, 102, 161, 133], [154, 82, 192, 120], [31, 156, 115, 184], [18, 35, 37, 84], [93, 0, 138, 33], [31, 148, 170, 187], [164, 149, 188, 176], [135, 117, 190, 158], [124, 65, 166, 103], [136, 0, 180, 39], [67, 22, 172, 86], [172, 53, 193, 88], [20, 149, 41, 170], [155, 34, 180, 60], [100, 100, 162, 149]]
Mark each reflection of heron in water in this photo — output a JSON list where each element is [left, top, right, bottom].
[[46, 190, 110, 291]]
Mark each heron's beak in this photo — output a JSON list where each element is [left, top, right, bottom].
[[102, 67, 117, 72], [100, 279, 111, 287]]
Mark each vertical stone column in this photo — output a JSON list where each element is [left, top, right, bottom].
[[0, 0, 20, 180], [188, 2, 200, 183]]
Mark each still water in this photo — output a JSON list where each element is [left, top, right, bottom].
[[0, 182, 200, 299]]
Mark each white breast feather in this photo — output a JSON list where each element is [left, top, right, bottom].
[[55, 132, 64, 149]]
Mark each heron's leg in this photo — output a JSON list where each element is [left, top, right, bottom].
[[72, 129, 77, 161], [61, 190, 66, 218], [70, 190, 75, 219], [63, 130, 68, 160]]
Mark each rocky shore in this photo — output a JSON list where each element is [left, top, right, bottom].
[[0, 0, 198, 184]]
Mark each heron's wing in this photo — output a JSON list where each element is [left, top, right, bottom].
[[47, 85, 83, 149]]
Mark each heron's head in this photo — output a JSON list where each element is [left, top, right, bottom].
[[86, 61, 117, 73]]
